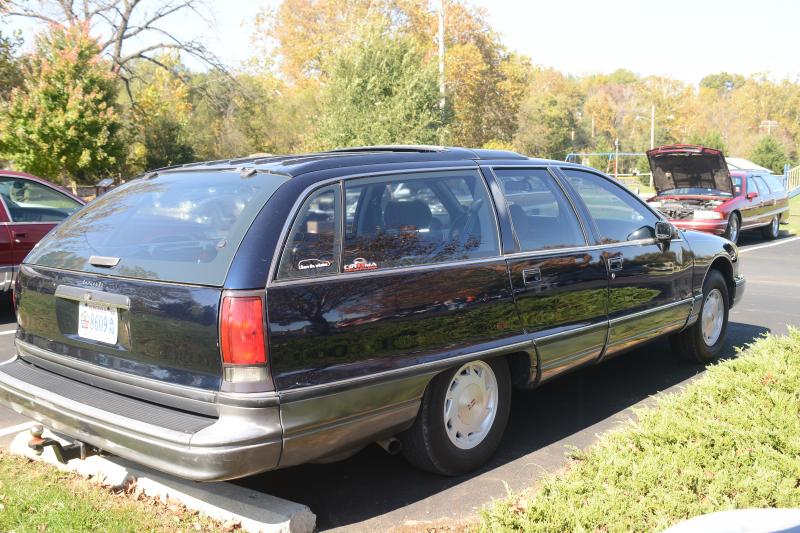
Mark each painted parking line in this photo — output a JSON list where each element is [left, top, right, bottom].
[[0, 330, 16, 336], [739, 236, 800, 254], [0, 421, 32, 438]]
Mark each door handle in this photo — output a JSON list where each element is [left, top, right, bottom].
[[522, 267, 542, 286], [607, 257, 624, 272], [12, 231, 26, 244]]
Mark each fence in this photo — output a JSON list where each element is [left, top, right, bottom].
[[785, 164, 800, 198]]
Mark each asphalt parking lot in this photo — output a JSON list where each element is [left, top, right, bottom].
[[1, 232, 799, 532]]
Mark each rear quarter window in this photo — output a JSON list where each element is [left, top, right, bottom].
[[26, 170, 288, 286]]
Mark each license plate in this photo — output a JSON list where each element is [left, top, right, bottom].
[[78, 302, 118, 344]]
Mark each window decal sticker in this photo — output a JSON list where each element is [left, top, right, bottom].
[[344, 257, 378, 272], [298, 258, 333, 270]]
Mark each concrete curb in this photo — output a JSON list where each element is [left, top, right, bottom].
[[9, 429, 315, 533]]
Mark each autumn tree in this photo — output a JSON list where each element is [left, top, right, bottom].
[[513, 68, 583, 159], [253, 0, 530, 148], [314, 27, 444, 149], [0, 25, 123, 183]]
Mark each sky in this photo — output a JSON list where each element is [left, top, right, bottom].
[[3, 0, 798, 85]]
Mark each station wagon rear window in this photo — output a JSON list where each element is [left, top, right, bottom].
[[26, 170, 287, 286]]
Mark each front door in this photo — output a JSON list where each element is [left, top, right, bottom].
[[558, 168, 694, 358], [489, 167, 609, 379]]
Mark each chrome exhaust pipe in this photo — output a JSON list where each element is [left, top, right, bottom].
[[376, 437, 402, 455]]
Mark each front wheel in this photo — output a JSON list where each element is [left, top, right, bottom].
[[762, 216, 780, 240], [670, 269, 729, 363], [400, 357, 511, 476], [724, 213, 740, 244]]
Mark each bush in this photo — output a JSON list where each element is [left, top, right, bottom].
[[480, 330, 800, 533]]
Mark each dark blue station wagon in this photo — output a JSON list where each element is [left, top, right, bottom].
[[0, 146, 744, 480]]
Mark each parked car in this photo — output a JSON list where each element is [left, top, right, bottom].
[[646, 145, 790, 244], [0, 170, 85, 291], [0, 147, 744, 481]]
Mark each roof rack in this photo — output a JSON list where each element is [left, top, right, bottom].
[[325, 145, 446, 154]]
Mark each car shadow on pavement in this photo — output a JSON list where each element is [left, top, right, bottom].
[[238, 321, 768, 531], [0, 294, 15, 327]]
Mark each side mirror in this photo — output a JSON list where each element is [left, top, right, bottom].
[[746, 191, 759, 200], [655, 221, 674, 241]]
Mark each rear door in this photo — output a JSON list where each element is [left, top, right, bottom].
[[267, 168, 523, 391], [0, 177, 83, 264], [558, 168, 694, 358], [488, 167, 608, 379]]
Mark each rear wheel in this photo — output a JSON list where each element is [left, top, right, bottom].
[[724, 213, 740, 244], [670, 269, 729, 364], [400, 357, 511, 476], [762, 216, 780, 240]]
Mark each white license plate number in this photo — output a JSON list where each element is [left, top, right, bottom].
[[78, 302, 118, 344]]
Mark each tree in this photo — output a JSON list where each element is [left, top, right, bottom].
[[514, 68, 583, 159], [2, 0, 224, 100], [688, 131, 727, 154], [700, 72, 746, 91], [253, 0, 531, 147], [0, 30, 23, 102], [314, 27, 445, 149], [0, 25, 123, 183], [750, 135, 789, 174]]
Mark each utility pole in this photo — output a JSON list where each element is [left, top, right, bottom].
[[438, 0, 445, 120], [614, 138, 620, 179], [650, 104, 655, 150]]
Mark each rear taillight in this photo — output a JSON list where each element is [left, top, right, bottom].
[[220, 295, 270, 386]]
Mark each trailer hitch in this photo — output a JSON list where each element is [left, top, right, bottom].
[[27, 424, 98, 464]]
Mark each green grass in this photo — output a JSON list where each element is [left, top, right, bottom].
[[785, 194, 799, 235], [479, 330, 800, 533], [0, 451, 225, 532]]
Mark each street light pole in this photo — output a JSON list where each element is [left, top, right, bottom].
[[650, 104, 655, 150], [438, 0, 445, 117]]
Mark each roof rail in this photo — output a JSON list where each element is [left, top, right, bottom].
[[325, 145, 446, 154]]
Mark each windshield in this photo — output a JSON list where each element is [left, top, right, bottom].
[[658, 187, 733, 197], [26, 170, 288, 286]]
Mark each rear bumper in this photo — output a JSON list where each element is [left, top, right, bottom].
[[671, 219, 728, 235], [0, 356, 283, 481]]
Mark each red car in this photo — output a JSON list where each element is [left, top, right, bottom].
[[646, 145, 790, 244], [0, 171, 85, 290]]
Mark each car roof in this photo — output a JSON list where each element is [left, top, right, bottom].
[[151, 146, 569, 178]]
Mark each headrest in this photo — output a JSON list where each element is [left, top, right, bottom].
[[504, 180, 531, 194], [384, 200, 432, 229]]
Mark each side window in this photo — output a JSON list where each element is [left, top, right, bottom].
[[343, 170, 499, 270], [561, 169, 659, 244], [0, 178, 81, 222], [494, 168, 586, 252], [752, 176, 768, 197], [763, 175, 785, 193], [277, 185, 341, 279]]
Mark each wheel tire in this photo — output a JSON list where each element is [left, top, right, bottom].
[[400, 357, 511, 476], [670, 269, 729, 364], [724, 213, 740, 244], [761, 216, 780, 240]]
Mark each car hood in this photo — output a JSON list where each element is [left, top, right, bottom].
[[647, 145, 734, 196]]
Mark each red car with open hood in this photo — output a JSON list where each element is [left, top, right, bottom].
[[646, 145, 790, 244]]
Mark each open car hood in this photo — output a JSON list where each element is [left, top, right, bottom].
[[647, 145, 734, 196]]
